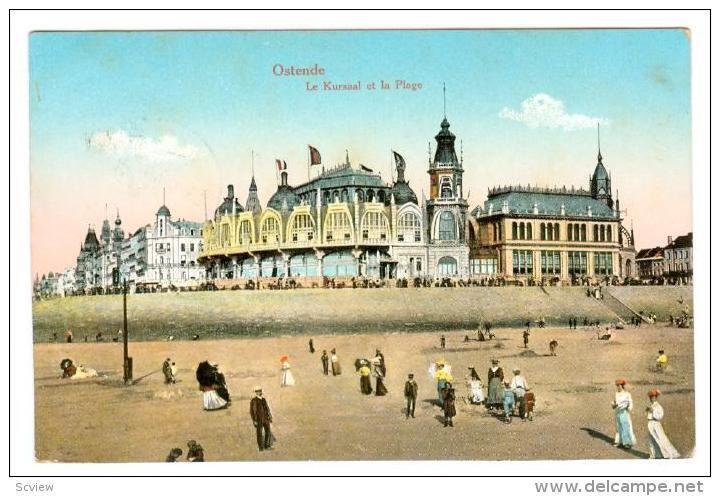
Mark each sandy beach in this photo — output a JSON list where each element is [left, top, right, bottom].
[[34, 324, 694, 462]]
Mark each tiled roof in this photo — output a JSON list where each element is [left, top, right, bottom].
[[636, 247, 664, 259], [482, 189, 615, 219], [666, 233, 693, 249]]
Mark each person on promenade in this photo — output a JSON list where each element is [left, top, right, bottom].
[[466, 367, 485, 405], [64, 329, 73, 343], [486, 359, 504, 410], [280, 355, 295, 387], [358, 362, 373, 395], [440, 335, 446, 349], [330, 348, 342, 376], [612, 379, 637, 449], [186, 440, 204, 462], [372, 357, 388, 396], [321, 350, 329, 375], [502, 381, 516, 423], [523, 328, 530, 348], [549, 340, 559, 356], [308, 339, 315, 353], [646, 389, 680, 459], [442, 383, 456, 427], [404, 373, 418, 418], [250, 387, 274, 451]]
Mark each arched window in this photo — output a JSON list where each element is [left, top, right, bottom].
[[574, 224, 580, 241], [332, 190, 340, 203], [260, 216, 280, 244], [238, 220, 253, 245], [361, 211, 389, 241], [437, 256, 458, 276], [567, 224, 573, 241], [356, 190, 365, 202], [398, 212, 422, 242], [289, 212, 315, 243], [593, 225, 599, 241], [438, 211, 456, 241], [512, 222, 518, 240], [599, 224, 605, 242], [519, 222, 526, 240], [540, 223, 546, 241], [367, 190, 375, 202], [554, 223, 560, 241], [526, 222, 533, 240], [341, 189, 349, 202], [377, 190, 386, 204], [323, 191, 330, 205], [324, 211, 353, 242], [606, 225, 612, 242], [581, 224, 587, 242]]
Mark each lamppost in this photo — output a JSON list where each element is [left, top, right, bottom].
[[113, 261, 132, 385]]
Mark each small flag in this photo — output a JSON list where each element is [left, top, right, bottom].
[[392, 151, 406, 169], [360, 164, 373, 172], [276, 159, 287, 171], [308, 145, 321, 165]]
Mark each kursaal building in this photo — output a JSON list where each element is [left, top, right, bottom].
[[199, 115, 636, 284]]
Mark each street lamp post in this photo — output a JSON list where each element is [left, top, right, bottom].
[[122, 277, 132, 384]]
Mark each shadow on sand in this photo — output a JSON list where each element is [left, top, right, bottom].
[[580, 427, 647, 459]]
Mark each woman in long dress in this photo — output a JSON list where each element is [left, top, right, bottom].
[[358, 363, 373, 395], [373, 359, 388, 396], [280, 356, 295, 387], [431, 361, 453, 405], [646, 389, 680, 459], [486, 359, 504, 410], [330, 348, 342, 376], [196, 361, 228, 411], [612, 379, 636, 448], [466, 367, 485, 404]]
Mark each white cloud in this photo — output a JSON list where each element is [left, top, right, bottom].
[[87, 130, 199, 162], [499, 93, 609, 131]]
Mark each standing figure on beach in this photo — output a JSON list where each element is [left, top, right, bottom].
[[612, 379, 637, 448], [330, 348, 342, 376], [522, 328, 530, 348], [486, 359, 505, 410], [162, 357, 176, 384], [280, 355, 295, 387], [510, 368, 529, 417], [646, 389, 680, 459], [466, 367, 485, 405], [358, 362, 373, 395], [372, 357, 388, 396], [432, 361, 453, 405], [404, 373, 418, 418], [375, 349, 386, 377], [655, 350, 669, 372], [321, 350, 329, 375], [549, 340, 559, 356], [440, 335, 446, 349], [308, 339, 315, 353], [196, 361, 228, 411], [523, 388, 536, 421], [442, 383, 456, 427], [502, 381, 516, 423], [64, 329, 73, 343], [250, 387, 274, 451]]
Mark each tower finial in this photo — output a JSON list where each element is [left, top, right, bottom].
[[346, 149, 349, 166], [597, 122, 602, 162], [251, 149, 255, 177], [163, 187, 166, 206], [443, 82, 446, 118]]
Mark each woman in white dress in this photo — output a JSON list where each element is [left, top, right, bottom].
[[280, 355, 295, 387], [612, 379, 637, 448], [466, 366, 485, 404], [646, 389, 680, 459]]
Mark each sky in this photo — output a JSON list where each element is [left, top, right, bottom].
[[29, 29, 692, 276]]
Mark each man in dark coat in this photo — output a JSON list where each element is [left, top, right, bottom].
[[404, 373, 418, 419], [250, 387, 273, 451], [442, 383, 456, 427], [522, 328, 530, 348], [321, 350, 329, 375]]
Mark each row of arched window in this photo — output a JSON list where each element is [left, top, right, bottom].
[[299, 188, 388, 206], [593, 224, 613, 242], [508, 221, 613, 243], [212, 210, 425, 247], [511, 222, 533, 240]]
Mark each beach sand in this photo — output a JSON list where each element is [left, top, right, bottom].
[[34, 325, 694, 462]]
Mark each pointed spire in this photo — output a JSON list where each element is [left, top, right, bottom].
[[443, 82, 446, 118], [345, 149, 349, 166], [597, 122, 603, 163], [163, 187, 166, 206]]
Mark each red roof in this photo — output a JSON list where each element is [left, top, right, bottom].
[[636, 247, 664, 259]]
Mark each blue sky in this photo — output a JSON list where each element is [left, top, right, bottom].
[[29, 29, 691, 274]]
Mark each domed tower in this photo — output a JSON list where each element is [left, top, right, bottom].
[[245, 176, 262, 215], [590, 125, 613, 208], [214, 184, 243, 219], [112, 208, 124, 243], [267, 170, 299, 213], [156, 203, 171, 237], [390, 151, 418, 205]]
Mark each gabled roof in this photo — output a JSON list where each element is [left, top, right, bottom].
[[665, 233, 693, 250], [636, 247, 664, 259]]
